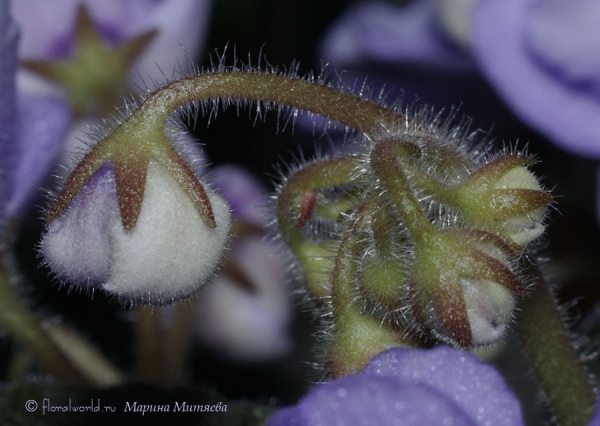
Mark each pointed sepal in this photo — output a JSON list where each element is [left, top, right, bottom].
[[46, 142, 112, 222], [114, 151, 149, 231], [160, 144, 216, 228]]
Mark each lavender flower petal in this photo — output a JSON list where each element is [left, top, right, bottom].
[[269, 346, 524, 426], [0, 0, 19, 226], [472, 0, 600, 157], [210, 164, 269, 227], [363, 346, 524, 426], [197, 237, 292, 360], [320, 0, 473, 71], [270, 378, 476, 426], [12, 0, 211, 86], [6, 93, 70, 219]]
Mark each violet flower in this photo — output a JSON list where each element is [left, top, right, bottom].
[[195, 165, 292, 360], [321, 0, 600, 159], [3, 0, 211, 231], [12, 0, 210, 97], [0, 0, 71, 233], [472, 0, 600, 158], [11, 0, 212, 160], [269, 345, 524, 426], [318, 1, 486, 122]]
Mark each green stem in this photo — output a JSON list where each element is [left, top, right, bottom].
[[369, 198, 399, 258], [138, 71, 400, 134], [44, 322, 124, 387], [329, 211, 417, 378], [163, 302, 195, 385], [277, 156, 360, 243], [277, 156, 361, 299], [0, 262, 87, 384], [370, 140, 432, 238], [135, 305, 166, 385], [516, 260, 596, 426]]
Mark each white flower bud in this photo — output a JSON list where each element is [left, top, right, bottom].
[[41, 161, 231, 305], [493, 166, 546, 245], [461, 277, 515, 346], [461, 240, 516, 346]]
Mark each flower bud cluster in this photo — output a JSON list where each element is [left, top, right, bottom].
[[275, 108, 552, 370]]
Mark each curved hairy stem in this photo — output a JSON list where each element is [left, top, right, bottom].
[[516, 259, 596, 426]]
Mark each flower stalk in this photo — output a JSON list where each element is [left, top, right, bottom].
[[329, 212, 415, 377], [135, 305, 167, 385], [0, 258, 120, 386], [516, 259, 596, 426]]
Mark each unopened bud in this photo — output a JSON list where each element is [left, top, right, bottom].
[[452, 155, 552, 246], [41, 161, 231, 305], [412, 230, 524, 349]]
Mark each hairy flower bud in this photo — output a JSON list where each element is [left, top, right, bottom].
[[41, 160, 231, 305], [411, 229, 524, 348], [452, 155, 552, 246]]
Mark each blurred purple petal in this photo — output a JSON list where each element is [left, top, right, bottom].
[[271, 379, 476, 426], [472, 0, 600, 157], [196, 237, 292, 361], [316, 0, 520, 136], [363, 346, 523, 425], [197, 165, 292, 360], [525, 0, 600, 94], [0, 0, 19, 226], [6, 94, 70, 219], [269, 346, 524, 426], [210, 165, 270, 227], [590, 403, 600, 426], [129, 0, 211, 86], [320, 0, 473, 71], [12, 0, 210, 86]]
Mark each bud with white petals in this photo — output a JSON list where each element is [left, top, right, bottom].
[[41, 160, 231, 305], [411, 229, 524, 349], [449, 155, 552, 246]]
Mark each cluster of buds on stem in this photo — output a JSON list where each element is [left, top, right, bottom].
[[276, 110, 552, 376], [36, 66, 551, 375]]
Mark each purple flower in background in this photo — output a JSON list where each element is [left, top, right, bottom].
[[12, 0, 211, 97], [318, 0, 518, 137], [11, 0, 212, 157], [269, 345, 524, 426], [1, 0, 71, 233], [321, 0, 600, 158], [195, 165, 292, 361], [472, 0, 600, 158], [321, 0, 472, 71], [2, 0, 212, 230], [0, 0, 19, 229]]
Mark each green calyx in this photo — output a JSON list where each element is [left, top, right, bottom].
[[46, 112, 216, 231]]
